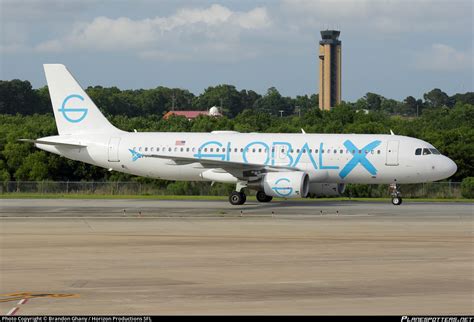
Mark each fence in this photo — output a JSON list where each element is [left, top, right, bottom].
[[0, 181, 464, 198]]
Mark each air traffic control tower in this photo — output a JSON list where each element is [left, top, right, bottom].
[[318, 30, 341, 110]]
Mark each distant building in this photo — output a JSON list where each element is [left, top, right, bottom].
[[318, 30, 342, 110], [163, 106, 222, 120]]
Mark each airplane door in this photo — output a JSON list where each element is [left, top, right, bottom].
[[386, 140, 399, 166], [108, 137, 121, 162]]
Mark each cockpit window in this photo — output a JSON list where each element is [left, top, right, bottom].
[[422, 148, 431, 155], [429, 148, 441, 155], [415, 148, 422, 155]]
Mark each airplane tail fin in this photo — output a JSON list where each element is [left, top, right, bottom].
[[43, 64, 121, 135]]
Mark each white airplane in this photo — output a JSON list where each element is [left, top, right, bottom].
[[22, 64, 457, 205]]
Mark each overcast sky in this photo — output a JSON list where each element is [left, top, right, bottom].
[[1, 0, 472, 101]]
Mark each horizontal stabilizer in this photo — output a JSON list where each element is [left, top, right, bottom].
[[18, 139, 86, 148]]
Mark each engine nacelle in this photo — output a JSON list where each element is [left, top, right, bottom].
[[260, 172, 310, 198], [308, 183, 346, 197]]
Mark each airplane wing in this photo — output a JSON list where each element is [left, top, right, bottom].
[[134, 150, 298, 177]]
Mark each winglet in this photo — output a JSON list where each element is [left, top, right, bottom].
[[301, 128, 306, 134], [390, 129, 395, 135]]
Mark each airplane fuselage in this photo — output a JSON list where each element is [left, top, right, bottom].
[[36, 131, 457, 185]]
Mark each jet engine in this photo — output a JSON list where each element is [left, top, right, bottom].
[[308, 183, 346, 197], [250, 172, 310, 198]]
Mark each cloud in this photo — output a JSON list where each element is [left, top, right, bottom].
[[280, 0, 472, 34], [33, 4, 271, 60], [413, 43, 472, 71]]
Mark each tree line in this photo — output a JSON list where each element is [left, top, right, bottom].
[[1, 79, 473, 118]]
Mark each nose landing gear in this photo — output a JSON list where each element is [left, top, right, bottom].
[[389, 183, 403, 205]]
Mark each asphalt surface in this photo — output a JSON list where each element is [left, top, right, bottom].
[[0, 199, 473, 315]]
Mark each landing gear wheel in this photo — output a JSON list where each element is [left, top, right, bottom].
[[256, 191, 273, 203], [241, 192, 247, 204], [229, 191, 246, 205], [389, 183, 402, 206], [391, 197, 402, 205]]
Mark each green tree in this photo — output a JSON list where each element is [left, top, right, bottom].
[[423, 88, 452, 108], [195, 85, 243, 117], [253, 87, 292, 116]]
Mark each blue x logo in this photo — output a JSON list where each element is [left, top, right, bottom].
[[129, 149, 143, 162], [339, 140, 381, 179]]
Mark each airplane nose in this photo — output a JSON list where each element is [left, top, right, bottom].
[[444, 157, 457, 178]]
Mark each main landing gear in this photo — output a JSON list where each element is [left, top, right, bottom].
[[229, 181, 248, 205], [256, 191, 273, 203], [228, 181, 274, 205], [389, 183, 403, 205], [229, 191, 246, 205]]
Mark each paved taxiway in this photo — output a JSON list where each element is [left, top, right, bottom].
[[0, 199, 473, 314]]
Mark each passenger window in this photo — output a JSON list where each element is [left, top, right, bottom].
[[252, 148, 256, 153], [234, 148, 238, 152], [150, 147, 154, 152], [423, 148, 431, 155], [258, 148, 262, 153], [204, 148, 208, 152], [333, 149, 337, 154], [180, 147, 183, 152], [415, 148, 422, 155], [377, 150, 381, 154], [139, 147, 142, 152], [192, 148, 195, 152], [168, 148, 171, 152], [340, 149, 343, 154], [210, 148, 214, 152], [315, 149, 318, 153], [216, 148, 219, 152], [240, 148, 244, 152], [296, 149, 300, 153], [156, 147, 160, 152], [186, 148, 189, 152], [222, 148, 225, 152]]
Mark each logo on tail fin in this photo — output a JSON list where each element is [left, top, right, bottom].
[[59, 94, 88, 123]]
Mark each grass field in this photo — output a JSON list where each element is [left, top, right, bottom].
[[0, 193, 472, 203]]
